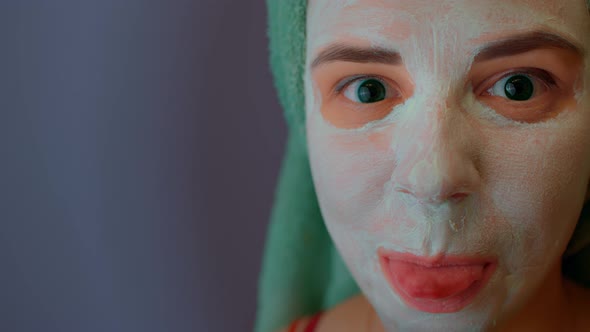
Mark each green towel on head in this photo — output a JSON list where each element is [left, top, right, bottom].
[[255, 2, 360, 332], [255, 2, 590, 332]]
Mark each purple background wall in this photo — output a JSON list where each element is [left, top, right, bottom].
[[3, 1, 284, 331]]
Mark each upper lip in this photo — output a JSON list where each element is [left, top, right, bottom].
[[378, 248, 496, 267]]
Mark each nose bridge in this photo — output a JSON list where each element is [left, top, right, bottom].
[[391, 92, 476, 204]]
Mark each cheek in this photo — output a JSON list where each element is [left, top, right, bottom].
[[307, 111, 394, 225], [481, 119, 590, 268]]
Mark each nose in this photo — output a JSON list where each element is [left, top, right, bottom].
[[390, 98, 480, 205]]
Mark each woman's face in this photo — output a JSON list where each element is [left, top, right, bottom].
[[305, 0, 590, 330]]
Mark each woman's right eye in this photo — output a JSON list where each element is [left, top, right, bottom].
[[338, 77, 399, 104]]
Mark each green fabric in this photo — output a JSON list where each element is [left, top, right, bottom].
[[255, 2, 590, 332], [255, 2, 360, 332], [255, 3, 360, 332]]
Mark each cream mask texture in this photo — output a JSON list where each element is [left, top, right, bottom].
[[305, 0, 590, 331]]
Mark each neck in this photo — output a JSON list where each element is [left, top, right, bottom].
[[493, 262, 577, 332]]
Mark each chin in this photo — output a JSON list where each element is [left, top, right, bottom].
[[358, 267, 515, 332], [371, 297, 501, 332]]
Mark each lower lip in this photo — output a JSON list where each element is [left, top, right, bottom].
[[378, 249, 497, 313]]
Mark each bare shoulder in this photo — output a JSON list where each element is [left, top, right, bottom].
[[275, 313, 321, 332], [565, 279, 590, 331], [575, 284, 590, 330], [315, 294, 374, 332], [274, 294, 374, 332]]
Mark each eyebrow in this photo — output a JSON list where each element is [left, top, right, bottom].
[[310, 31, 584, 70], [473, 30, 584, 62], [310, 43, 402, 70]]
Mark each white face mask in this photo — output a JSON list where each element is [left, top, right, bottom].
[[305, 0, 590, 330]]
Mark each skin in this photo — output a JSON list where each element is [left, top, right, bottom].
[[294, 0, 590, 331]]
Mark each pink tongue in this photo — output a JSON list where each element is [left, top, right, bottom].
[[389, 261, 484, 299]]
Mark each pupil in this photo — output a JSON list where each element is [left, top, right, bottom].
[[357, 79, 386, 103], [504, 75, 534, 101]]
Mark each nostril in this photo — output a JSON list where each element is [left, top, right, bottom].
[[396, 188, 411, 195], [451, 193, 468, 202], [395, 187, 469, 203]]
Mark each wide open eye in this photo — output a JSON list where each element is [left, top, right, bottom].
[[487, 72, 553, 101], [320, 71, 408, 128], [475, 68, 563, 123], [341, 77, 393, 104]]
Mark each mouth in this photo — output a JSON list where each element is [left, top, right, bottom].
[[378, 248, 497, 313]]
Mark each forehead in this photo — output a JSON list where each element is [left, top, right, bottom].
[[307, 0, 589, 55]]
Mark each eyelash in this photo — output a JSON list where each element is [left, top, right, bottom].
[[481, 68, 557, 97], [334, 74, 392, 95], [332, 68, 558, 100]]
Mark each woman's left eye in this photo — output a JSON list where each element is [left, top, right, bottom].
[[338, 77, 397, 104], [486, 72, 555, 101]]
